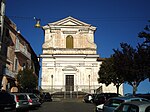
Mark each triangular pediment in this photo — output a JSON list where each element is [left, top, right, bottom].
[[63, 21, 78, 26], [48, 16, 91, 26]]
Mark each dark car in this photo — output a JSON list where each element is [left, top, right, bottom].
[[0, 91, 16, 112], [11, 93, 29, 112], [83, 94, 96, 103], [34, 93, 44, 104], [135, 93, 150, 100], [42, 92, 52, 102], [93, 93, 121, 105]]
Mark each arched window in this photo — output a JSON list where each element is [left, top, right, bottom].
[[66, 35, 73, 48]]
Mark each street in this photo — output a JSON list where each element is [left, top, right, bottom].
[[30, 99, 96, 112]]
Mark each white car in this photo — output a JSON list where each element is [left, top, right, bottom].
[[103, 96, 150, 112], [114, 101, 150, 112]]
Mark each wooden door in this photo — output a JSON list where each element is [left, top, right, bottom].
[[65, 75, 74, 91]]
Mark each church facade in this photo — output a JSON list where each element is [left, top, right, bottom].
[[40, 16, 123, 94]]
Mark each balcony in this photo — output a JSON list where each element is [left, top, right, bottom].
[[3, 68, 16, 78], [15, 42, 31, 60]]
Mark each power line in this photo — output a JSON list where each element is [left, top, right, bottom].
[[7, 15, 150, 22], [8, 16, 35, 20]]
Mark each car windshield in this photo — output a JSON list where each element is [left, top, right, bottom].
[[46, 93, 50, 96], [105, 99, 124, 107], [17, 95, 27, 100], [95, 94, 103, 98], [29, 94, 37, 99], [116, 104, 139, 112], [130, 98, 150, 102]]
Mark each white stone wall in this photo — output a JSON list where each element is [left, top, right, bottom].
[[41, 55, 100, 91]]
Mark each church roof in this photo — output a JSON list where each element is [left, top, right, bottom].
[[43, 16, 96, 30]]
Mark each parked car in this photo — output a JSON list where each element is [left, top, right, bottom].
[[34, 93, 44, 104], [114, 101, 150, 112], [26, 93, 41, 108], [135, 93, 150, 100], [83, 94, 96, 103], [93, 93, 120, 106], [11, 93, 29, 112], [102, 96, 150, 112], [42, 92, 52, 102], [32, 90, 44, 103], [0, 91, 16, 112]]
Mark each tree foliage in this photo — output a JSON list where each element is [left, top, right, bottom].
[[17, 69, 38, 92], [139, 22, 150, 44], [98, 57, 124, 94], [113, 43, 148, 95], [138, 22, 150, 79], [98, 21, 150, 95]]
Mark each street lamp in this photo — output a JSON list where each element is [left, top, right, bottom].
[[34, 17, 43, 91], [34, 17, 41, 28]]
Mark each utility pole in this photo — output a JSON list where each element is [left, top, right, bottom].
[[0, 0, 6, 50], [88, 75, 90, 93]]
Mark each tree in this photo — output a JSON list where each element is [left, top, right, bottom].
[[98, 57, 124, 94], [113, 43, 147, 95], [138, 21, 150, 80], [139, 21, 150, 44], [98, 21, 150, 95], [17, 69, 38, 92]]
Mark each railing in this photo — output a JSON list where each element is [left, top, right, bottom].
[[15, 42, 31, 60], [41, 85, 102, 99], [41, 85, 102, 94]]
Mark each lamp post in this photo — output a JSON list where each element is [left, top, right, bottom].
[[37, 56, 42, 91], [88, 75, 90, 93], [0, 0, 6, 51], [51, 75, 53, 92], [0, 0, 6, 36], [34, 18, 42, 91]]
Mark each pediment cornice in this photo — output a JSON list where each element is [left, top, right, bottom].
[[49, 16, 90, 26], [43, 16, 96, 30]]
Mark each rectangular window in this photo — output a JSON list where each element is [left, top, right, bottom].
[[22, 63, 26, 70], [6, 29, 9, 37], [1, 43, 7, 56], [14, 58, 18, 72], [15, 37, 19, 50]]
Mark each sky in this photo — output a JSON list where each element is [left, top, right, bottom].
[[5, 0, 150, 94]]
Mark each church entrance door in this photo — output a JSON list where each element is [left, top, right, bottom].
[[65, 75, 74, 92]]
